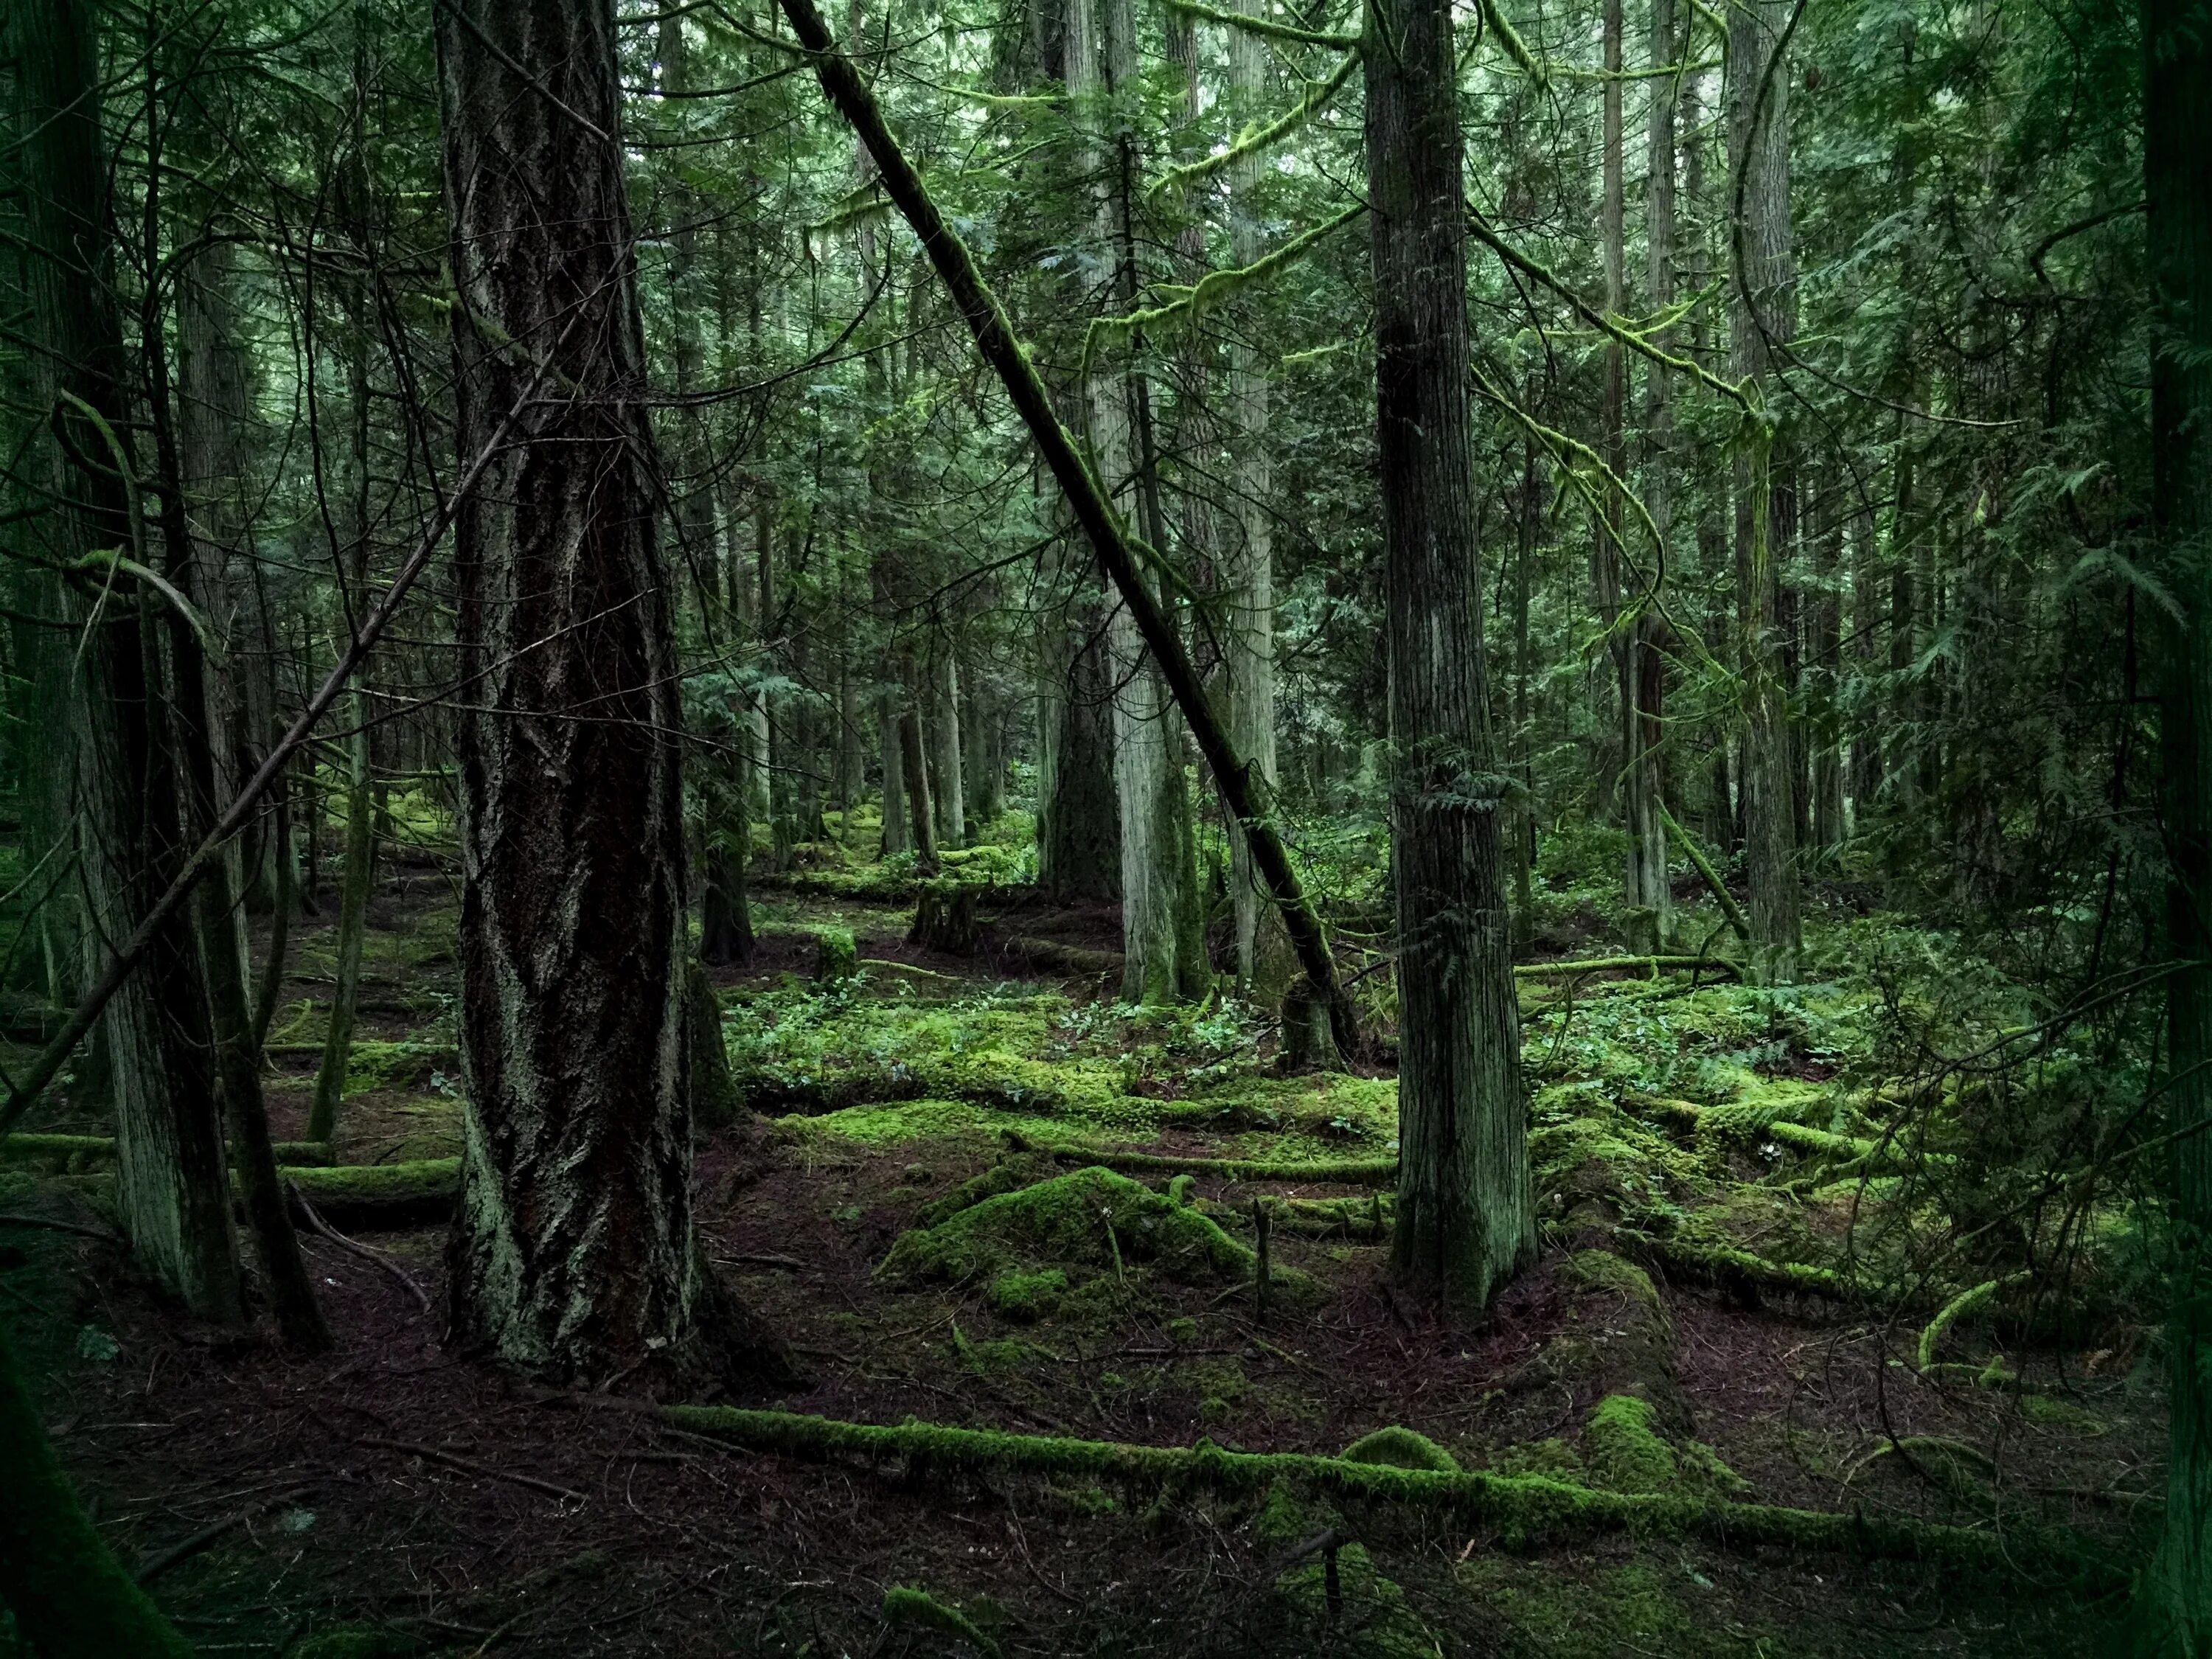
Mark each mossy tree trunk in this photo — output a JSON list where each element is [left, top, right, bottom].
[[931, 647, 966, 850], [1630, 0, 1677, 945], [1725, 0, 1802, 985], [879, 686, 912, 855], [1367, 0, 1533, 1310], [13, 0, 246, 1325], [1036, 558, 1121, 900], [436, 0, 729, 1382], [899, 703, 939, 872], [2144, 0, 2212, 1640]]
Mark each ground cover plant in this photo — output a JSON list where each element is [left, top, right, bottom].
[[0, 0, 2204, 1652]]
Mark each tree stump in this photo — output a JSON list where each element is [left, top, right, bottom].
[[908, 881, 979, 955], [686, 958, 742, 1128]]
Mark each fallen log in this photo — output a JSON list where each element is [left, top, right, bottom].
[[657, 1405, 2121, 1585]]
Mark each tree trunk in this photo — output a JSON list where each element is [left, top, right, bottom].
[[900, 704, 939, 872], [13, 0, 245, 1324], [879, 686, 911, 855], [1367, 0, 1532, 1309], [1726, 0, 1802, 984], [933, 648, 967, 849], [2144, 0, 2212, 1639], [436, 0, 762, 1383], [1222, 0, 1287, 993], [1630, 0, 1677, 944], [1036, 569, 1121, 899], [1076, 0, 1203, 1003]]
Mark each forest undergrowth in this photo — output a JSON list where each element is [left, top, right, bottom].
[[0, 807, 2168, 1657]]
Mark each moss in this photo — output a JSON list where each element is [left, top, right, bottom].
[[659, 1405, 2118, 1582], [1253, 1480, 1336, 1546], [1562, 1248, 1663, 1311], [282, 1158, 458, 1228], [1340, 1426, 1458, 1472], [985, 1266, 1067, 1320], [2021, 1394, 2109, 1434], [879, 1166, 1259, 1287], [880, 1585, 1003, 1658], [1585, 1394, 1678, 1495], [1276, 1541, 1439, 1658], [917, 1158, 1048, 1228], [1484, 1438, 1585, 1481]]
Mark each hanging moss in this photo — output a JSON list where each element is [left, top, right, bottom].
[[1341, 1426, 1460, 1472], [878, 1166, 1260, 1286]]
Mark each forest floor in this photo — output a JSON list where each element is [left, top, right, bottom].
[[0, 824, 2166, 1658]]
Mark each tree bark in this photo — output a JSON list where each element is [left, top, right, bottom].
[[900, 704, 939, 872], [2144, 0, 2212, 1638], [436, 0, 758, 1382], [13, 0, 246, 1323], [1726, 0, 1802, 984], [1366, 0, 1532, 1307], [933, 647, 967, 849], [879, 686, 911, 855]]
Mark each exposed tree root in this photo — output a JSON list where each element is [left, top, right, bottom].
[[656, 1405, 2120, 1585]]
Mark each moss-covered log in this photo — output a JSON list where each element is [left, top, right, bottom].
[[0, 1133, 335, 1172], [656, 1405, 2120, 1585], [282, 1158, 458, 1230], [1514, 955, 1740, 981], [1020, 1136, 1396, 1186]]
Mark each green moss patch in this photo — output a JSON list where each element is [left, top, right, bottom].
[[1341, 1426, 1459, 1472], [879, 1166, 1256, 1287]]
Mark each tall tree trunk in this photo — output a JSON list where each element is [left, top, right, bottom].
[[1809, 477, 1845, 849], [900, 703, 939, 872], [436, 0, 762, 1382], [1630, 0, 1677, 943], [2144, 0, 2212, 1640], [1512, 427, 1540, 959], [1075, 0, 1202, 1001], [1222, 0, 1286, 992], [13, 0, 245, 1323], [879, 686, 911, 855], [1726, 0, 1802, 984], [933, 647, 967, 849], [1368, 0, 1532, 1308], [1035, 544, 1121, 897]]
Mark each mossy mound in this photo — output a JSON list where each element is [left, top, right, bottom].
[[1583, 1394, 1748, 1500], [1531, 1084, 1703, 1214], [1276, 1540, 1440, 1658], [986, 1267, 1067, 1320], [879, 1166, 1256, 1287], [1341, 1426, 1459, 1472]]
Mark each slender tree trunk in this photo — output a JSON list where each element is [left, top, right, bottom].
[[900, 705, 939, 872], [1727, 0, 1801, 984], [2145, 0, 2212, 1640], [933, 647, 967, 849], [435, 0, 766, 1382], [1809, 477, 1846, 849], [879, 686, 911, 855], [1368, 0, 1532, 1309], [14, 0, 245, 1323], [1222, 0, 1286, 992], [1512, 428, 1540, 958], [1630, 0, 1678, 943]]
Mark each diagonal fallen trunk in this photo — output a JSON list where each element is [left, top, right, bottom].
[[773, 0, 1357, 1057]]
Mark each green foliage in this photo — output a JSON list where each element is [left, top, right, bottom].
[[881, 1585, 1003, 1658]]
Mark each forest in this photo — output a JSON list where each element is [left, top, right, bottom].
[[0, 0, 2205, 1651]]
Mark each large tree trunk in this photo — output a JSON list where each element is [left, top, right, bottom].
[[13, 0, 245, 1324], [1367, 0, 1532, 1310], [2145, 0, 2212, 1640], [1075, 0, 1203, 1002], [1726, 0, 1802, 984], [435, 0, 758, 1383], [1035, 558, 1121, 899]]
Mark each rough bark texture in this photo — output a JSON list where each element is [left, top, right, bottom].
[[1726, 0, 1802, 984], [879, 686, 911, 855], [437, 0, 718, 1382], [2146, 0, 2212, 1640], [1366, 0, 1533, 1309], [900, 705, 940, 872], [1076, 0, 1203, 1004], [1036, 569, 1121, 899], [932, 650, 967, 849], [13, 0, 246, 1323], [1222, 0, 1287, 992]]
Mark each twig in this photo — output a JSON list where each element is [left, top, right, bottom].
[[355, 1436, 583, 1504], [290, 1184, 431, 1315], [0, 1211, 121, 1243]]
